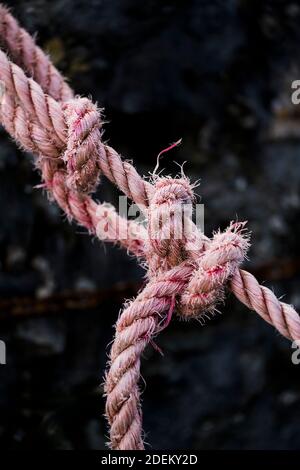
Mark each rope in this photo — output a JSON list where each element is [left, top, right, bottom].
[[0, 5, 299, 450]]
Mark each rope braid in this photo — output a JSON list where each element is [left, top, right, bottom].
[[0, 6, 299, 450]]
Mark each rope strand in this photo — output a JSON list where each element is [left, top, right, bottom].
[[0, 4, 73, 101]]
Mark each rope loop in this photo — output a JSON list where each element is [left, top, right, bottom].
[[62, 97, 102, 194], [179, 222, 250, 318], [147, 177, 195, 271]]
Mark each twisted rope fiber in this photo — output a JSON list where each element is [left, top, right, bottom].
[[0, 5, 299, 450]]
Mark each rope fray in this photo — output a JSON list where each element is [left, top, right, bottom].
[[153, 138, 182, 175], [0, 5, 299, 451]]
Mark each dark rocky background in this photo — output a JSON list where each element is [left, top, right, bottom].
[[0, 0, 300, 450]]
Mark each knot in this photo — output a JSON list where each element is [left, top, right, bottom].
[[179, 222, 250, 319], [150, 177, 194, 206], [146, 175, 249, 322], [62, 97, 102, 193], [147, 177, 195, 272]]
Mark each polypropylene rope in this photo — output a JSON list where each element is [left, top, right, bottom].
[[0, 5, 299, 450]]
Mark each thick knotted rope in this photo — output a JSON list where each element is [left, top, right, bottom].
[[0, 5, 299, 450]]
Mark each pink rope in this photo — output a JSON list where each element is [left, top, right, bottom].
[[0, 6, 299, 450]]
